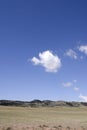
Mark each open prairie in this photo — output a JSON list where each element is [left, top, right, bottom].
[[0, 106, 87, 130]]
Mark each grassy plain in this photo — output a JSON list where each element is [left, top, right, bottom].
[[0, 106, 87, 130]]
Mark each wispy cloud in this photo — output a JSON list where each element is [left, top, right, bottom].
[[78, 45, 87, 55], [80, 56, 84, 60], [62, 80, 79, 92], [73, 80, 77, 83], [65, 49, 77, 59], [31, 50, 62, 73], [62, 82, 73, 87], [79, 94, 87, 102], [74, 87, 79, 91]]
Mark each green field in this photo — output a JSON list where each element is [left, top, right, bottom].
[[0, 106, 87, 130]]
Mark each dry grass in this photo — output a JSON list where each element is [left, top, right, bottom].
[[0, 106, 87, 130]]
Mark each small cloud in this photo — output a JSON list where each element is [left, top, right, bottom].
[[74, 87, 79, 91], [65, 49, 77, 59], [31, 50, 62, 73], [62, 80, 80, 92], [78, 45, 87, 55], [73, 80, 77, 83], [62, 82, 73, 87], [79, 94, 87, 102]]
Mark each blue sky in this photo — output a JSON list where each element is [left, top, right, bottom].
[[0, 0, 87, 102]]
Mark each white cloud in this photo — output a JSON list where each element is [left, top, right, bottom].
[[78, 45, 87, 55], [62, 82, 73, 87], [74, 87, 79, 91], [79, 94, 87, 102], [65, 49, 77, 59], [31, 50, 62, 73]]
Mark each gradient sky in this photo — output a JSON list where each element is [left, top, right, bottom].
[[0, 0, 87, 102]]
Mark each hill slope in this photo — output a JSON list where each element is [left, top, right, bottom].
[[0, 99, 87, 107]]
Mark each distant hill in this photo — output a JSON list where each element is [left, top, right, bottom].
[[0, 100, 87, 107]]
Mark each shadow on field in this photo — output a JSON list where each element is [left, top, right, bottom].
[[0, 125, 86, 130]]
